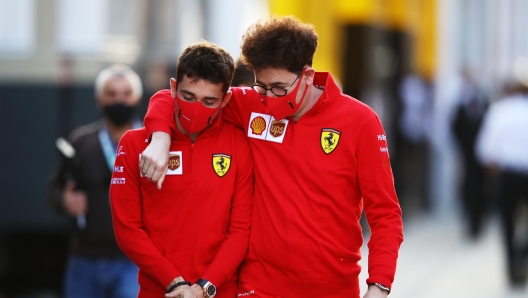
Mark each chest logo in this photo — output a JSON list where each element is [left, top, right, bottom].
[[140, 151, 182, 176], [321, 128, 341, 154], [247, 112, 289, 143], [212, 154, 231, 177], [166, 151, 183, 175], [250, 116, 267, 135], [168, 154, 181, 171], [269, 120, 286, 138]]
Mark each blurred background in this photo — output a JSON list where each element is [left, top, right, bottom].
[[1, 0, 528, 297]]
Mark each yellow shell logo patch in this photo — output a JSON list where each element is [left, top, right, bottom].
[[320, 128, 341, 154], [250, 116, 266, 135], [212, 154, 231, 177]]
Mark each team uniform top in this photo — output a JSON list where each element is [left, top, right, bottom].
[[144, 72, 403, 297], [110, 92, 254, 298]]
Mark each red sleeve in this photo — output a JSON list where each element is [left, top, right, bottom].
[[222, 87, 257, 129], [144, 89, 175, 139], [203, 129, 254, 286], [110, 130, 181, 288], [144, 87, 260, 137], [356, 110, 404, 290]]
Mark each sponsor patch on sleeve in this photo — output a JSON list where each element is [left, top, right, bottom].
[[116, 145, 125, 157], [111, 178, 126, 184]]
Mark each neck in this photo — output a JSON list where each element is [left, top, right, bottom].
[[292, 85, 323, 122], [106, 120, 133, 142]]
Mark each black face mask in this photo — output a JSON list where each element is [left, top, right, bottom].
[[102, 103, 136, 126]]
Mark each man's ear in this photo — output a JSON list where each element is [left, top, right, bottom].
[[170, 78, 177, 98], [303, 66, 316, 86], [220, 90, 232, 108]]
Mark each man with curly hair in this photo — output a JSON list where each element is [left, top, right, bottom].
[[140, 16, 403, 298]]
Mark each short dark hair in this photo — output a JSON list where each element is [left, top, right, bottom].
[[231, 60, 254, 87], [176, 41, 235, 93], [240, 16, 318, 73]]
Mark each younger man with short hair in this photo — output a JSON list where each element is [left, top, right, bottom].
[[110, 41, 254, 298]]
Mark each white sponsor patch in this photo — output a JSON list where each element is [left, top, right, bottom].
[[139, 151, 183, 177], [111, 178, 126, 184], [266, 117, 288, 143], [166, 151, 183, 175], [114, 166, 124, 173], [247, 112, 288, 143], [248, 112, 271, 140], [377, 134, 386, 141]]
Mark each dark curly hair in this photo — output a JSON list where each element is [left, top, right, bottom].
[[176, 40, 235, 93], [240, 16, 318, 73]]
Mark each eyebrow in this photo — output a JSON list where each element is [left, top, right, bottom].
[[181, 89, 219, 100]]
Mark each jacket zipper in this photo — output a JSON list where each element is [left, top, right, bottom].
[[189, 140, 195, 173]]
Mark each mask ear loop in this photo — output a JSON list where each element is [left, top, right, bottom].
[[207, 95, 225, 126], [287, 68, 309, 110], [291, 78, 310, 110]]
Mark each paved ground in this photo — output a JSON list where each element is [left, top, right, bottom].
[[358, 211, 528, 298]]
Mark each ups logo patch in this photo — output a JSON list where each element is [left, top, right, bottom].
[[168, 154, 181, 170], [269, 120, 286, 138]]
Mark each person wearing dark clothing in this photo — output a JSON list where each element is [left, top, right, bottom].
[[476, 82, 528, 286], [47, 64, 142, 298], [451, 73, 488, 238]]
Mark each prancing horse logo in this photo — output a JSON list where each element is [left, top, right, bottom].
[[320, 128, 341, 154], [212, 154, 232, 177]]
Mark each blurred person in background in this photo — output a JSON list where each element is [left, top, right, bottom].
[[475, 78, 528, 286], [110, 41, 253, 298], [46, 64, 142, 298], [451, 68, 489, 238], [140, 16, 403, 298], [231, 60, 254, 87], [395, 71, 432, 214]]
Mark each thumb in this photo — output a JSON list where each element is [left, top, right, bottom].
[[157, 172, 166, 190]]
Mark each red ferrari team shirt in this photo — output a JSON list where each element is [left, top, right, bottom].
[[144, 73, 403, 297], [111, 90, 254, 298]]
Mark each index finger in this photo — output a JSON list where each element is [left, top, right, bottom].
[[157, 171, 167, 190]]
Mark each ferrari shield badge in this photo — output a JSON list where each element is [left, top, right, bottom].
[[320, 128, 341, 154], [212, 154, 231, 177]]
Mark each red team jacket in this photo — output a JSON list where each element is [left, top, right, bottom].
[[110, 90, 254, 298], [144, 73, 404, 297]]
